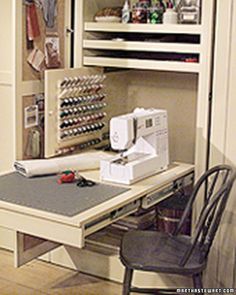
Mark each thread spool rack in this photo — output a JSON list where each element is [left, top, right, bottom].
[[45, 67, 108, 158]]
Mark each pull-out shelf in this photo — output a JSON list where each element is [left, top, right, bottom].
[[83, 22, 202, 72], [84, 56, 200, 73], [0, 162, 194, 267], [83, 40, 201, 54]]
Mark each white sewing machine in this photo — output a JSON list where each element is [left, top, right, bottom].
[[100, 108, 169, 184]]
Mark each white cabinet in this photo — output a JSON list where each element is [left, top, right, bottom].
[[74, 0, 215, 178], [42, 0, 216, 287], [0, 0, 214, 174], [2, 0, 231, 288]]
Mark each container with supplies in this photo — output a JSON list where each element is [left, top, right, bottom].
[[155, 191, 192, 235], [163, 2, 178, 24], [131, 0, 165, 24], [132, 6, 148, 23], [122, 0, 131, 23], [177, 0, 201, 24]]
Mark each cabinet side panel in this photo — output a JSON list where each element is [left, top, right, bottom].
[[206, 0, 236, 288], [0, 0, 12, 73], [0, 0, 14, 173], [0, 86, 15, 173]]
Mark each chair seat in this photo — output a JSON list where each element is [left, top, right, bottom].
[[120, 230, 206, 275]]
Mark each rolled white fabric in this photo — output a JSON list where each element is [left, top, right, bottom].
[[14, 151, 112, 177]]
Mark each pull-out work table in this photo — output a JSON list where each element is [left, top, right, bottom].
[[0, 162, 194, 268]]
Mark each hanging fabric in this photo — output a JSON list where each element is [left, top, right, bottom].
[[34, 0, 57, 28], [25, 1, 40, 49], [26, 3, 40, 39]]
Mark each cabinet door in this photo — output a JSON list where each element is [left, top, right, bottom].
[[0, 0, 15, 173], [14, 0, 72, 160]]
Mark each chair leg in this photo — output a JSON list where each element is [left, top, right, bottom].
[[123, 267, 133, 295], [193, 273, 203, 295]]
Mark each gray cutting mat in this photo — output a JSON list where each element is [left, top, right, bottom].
[[0, 173, 129, 217]]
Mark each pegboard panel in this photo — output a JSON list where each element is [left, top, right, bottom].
[[45, 67, 108, 158], [22, 0, 66, 81]]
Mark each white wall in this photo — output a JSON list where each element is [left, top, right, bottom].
[[126, 71, 197, 164], [0, 0, 15, 173]]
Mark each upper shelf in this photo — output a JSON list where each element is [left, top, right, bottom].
[[83, 22, 202, 73], [84, 22, 203, 35], [83, 40, 201, 54], [83, 57, 200, 73]]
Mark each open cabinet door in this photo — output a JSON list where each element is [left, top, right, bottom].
[[14, 0, 72, 161], [14, 232, 59, 267]]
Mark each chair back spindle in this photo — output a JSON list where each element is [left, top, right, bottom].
[[173, 165, 236, 267]]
